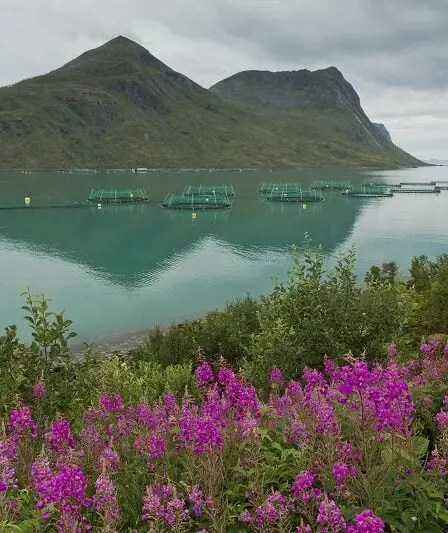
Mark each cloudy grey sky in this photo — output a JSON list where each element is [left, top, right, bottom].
[[1, 0, 447, 160]]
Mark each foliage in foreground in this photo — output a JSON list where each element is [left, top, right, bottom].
[[0, 337, 448, 532], [1, 247, 448, 531]]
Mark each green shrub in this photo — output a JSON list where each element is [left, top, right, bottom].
[[245, 239, 408, 388]]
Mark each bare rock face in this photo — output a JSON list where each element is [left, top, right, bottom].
[[373, 123, 392, 142]]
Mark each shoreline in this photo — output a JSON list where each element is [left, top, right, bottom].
[[0, 163, 430, 173], [69, 311, 207, 357], [70, 327, 154, 357]]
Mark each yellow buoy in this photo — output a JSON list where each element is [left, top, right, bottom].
[[192, 212, 197, 220], [24, 197, 31, 205]]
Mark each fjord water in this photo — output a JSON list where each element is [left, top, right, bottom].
[[0, 166, 447, 344]]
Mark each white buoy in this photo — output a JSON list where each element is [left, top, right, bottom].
[[97, 203, 102, 209], [302, 204, 307, 209], [24, 197, 31, 205]]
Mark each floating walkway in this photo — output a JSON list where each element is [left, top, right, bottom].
[[183, 184, 235, 196], [162, 193, 232, 210], [311, 180, 352, 191], [88, 189, 149, 204], [0, 203, 91, 211]]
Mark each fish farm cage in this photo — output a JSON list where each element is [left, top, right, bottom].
[[88, 188, 149, 204], [182, 184, 235, 196], [265, 187, 324, 203], [400, 181, 436, 186], [258, 182, 302, 195], [363, 181, 400, 189], [393, 185, 441, 194], [342, 186, 393, 198], [311, 180, 352, 191], [161, 193, 233, 210]]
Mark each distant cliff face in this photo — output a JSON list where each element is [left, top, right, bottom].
[[210, 67, 362, 111], [373, 123, 392, 142], [0, 37, 423, 169]]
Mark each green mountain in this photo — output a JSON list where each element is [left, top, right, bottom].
[[210, 68, 421, 168], [0, 36, 422, 169]]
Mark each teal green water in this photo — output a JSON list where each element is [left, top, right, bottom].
[[0, 166, 447, 343]]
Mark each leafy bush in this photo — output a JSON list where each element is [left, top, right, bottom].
[[128, 296, 259, 368], [1, 341, 448, 531], [245, 241, 406, 388]]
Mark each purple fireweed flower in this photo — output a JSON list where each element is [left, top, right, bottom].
[[188, 485, 213, 517], [31, 459, 91, 531], [289, 420, 311, 446], [163, 392, 177, 412], [423, 397, 432, 407], [148, 434, 167, 458], [292, 471, 316, 502], [177, 408, 223, 455], [189, 485, 204, 516], [195, 362, 214, 388], [100, 393, 124, 414], [315, 405, 340, 434], [142, 483, 188, 526], [269, 394, 293, 417], [435, 411, 448, 429], [347, 509, 385, 532], [218, 367, 235, 386], [303, 367, 328, 390], [443, 395, 448, 410], [33, 382, 46, 400], [0, 456, 16, 493], [388, 343, 397, 358], [238, 416, 261, 439], [286, 380, 303, 398], [317, 499, 346, 532], [220, 374, 261, 420], [0, 437, 18, 462], [239, 509, 252, 523], [99, 447, 120, 471], [7, 405, 38, 438], [136, 432, 168, 461], [270, 367, 283, 385], [427, 449, 447, 475], [32, 460, 88, 507], [93, 474, 120, 528], [239, 491, 290, 528], [333, 462, 357, 489], [324, 358, 337, 377], [45, 418, 75, 453]]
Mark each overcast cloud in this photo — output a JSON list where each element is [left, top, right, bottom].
[[1, 0, 447, 159]]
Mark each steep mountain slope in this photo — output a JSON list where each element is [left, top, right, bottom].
[[0, 37, 422, 169], [210, 68, 421, 167]]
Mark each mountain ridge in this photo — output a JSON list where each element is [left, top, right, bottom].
[[0, 36, 423, 169]]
